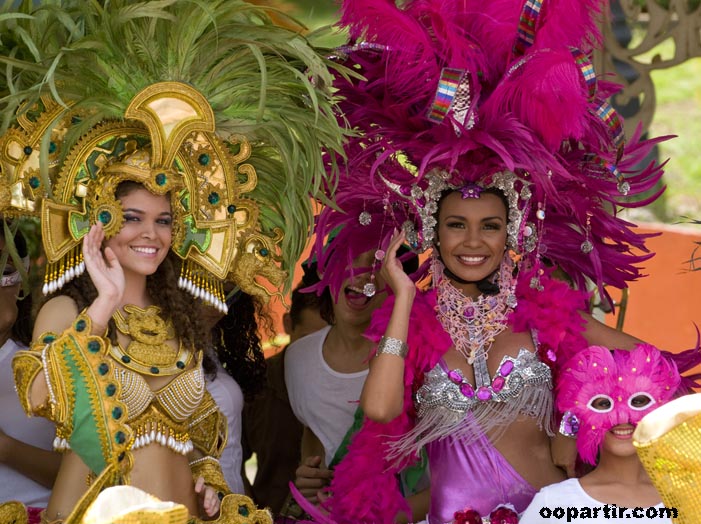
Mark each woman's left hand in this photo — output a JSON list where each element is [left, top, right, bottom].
[[195, 476, 221, 517]]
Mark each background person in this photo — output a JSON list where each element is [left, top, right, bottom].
[[202, 290, 268, 495], [0, 225, 60, 523], [242, 277, 327, 516]]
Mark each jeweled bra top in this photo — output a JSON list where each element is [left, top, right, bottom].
[[416, 347, 552, 419], [118, 350, 205, 454], [53, 351, 205, 456]]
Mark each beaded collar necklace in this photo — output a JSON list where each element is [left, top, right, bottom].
[[434, 257, 515, 366]]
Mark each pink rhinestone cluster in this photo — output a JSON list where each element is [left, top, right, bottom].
[[447, 359, 515, 402]]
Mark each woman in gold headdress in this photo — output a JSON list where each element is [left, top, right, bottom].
[[0, 1, 347, 522]]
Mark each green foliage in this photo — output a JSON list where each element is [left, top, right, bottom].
[[639, 38, 701, 221]]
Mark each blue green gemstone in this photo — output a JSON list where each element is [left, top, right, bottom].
[[227, 204, 236, 214], [150, 366, 159, 374], [155, 173, 167, 186], [98, 210, 112, 224], [238, 505, 249, 517], [75, 319, 86, 332], [208, 192, 220, 205], [88, 340, 100, 353], [48, 142, 57, 154], [43, 335, 55, 343], [106, 384, 117, 396], [98, 363, 109, 375], [260, 248, 269, 257], [23, 146, 32, 155], [198, 153, 211, 166], [176, 361, 185, 369], [115, 431, 126, 444], [118, 452, 126, 462], [121, 355, 131, 364], [112, 406, 123, 419], [29, 176, 40, 189]]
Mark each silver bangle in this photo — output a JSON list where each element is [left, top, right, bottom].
[[376, 336, 408, 359]]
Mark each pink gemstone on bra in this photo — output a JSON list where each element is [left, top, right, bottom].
[[464, 307, 475, 319], [492, 376, 506, 392], [447, 370, 462, 384], [499, 360, 514, 376], [460, 383, 475, 398], [476, 386, 492, 401]]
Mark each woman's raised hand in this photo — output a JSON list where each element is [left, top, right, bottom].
[[82, 224, 125, 306], [379, 229, 416, 299]]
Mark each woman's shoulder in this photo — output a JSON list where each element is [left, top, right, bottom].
[[33, 295, 80, 339]]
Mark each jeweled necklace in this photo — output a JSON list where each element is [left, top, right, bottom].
[[111, 304, 192, 376], [434, 257, 515, 366]]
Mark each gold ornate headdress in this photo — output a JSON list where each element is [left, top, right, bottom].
[[0, 0, 347, 308]]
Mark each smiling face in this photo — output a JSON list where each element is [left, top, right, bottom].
[[436, 191, 508, 296], [103, 186, 172, 280]]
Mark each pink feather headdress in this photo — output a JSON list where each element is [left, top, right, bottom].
[[312, 0, 670, 301]]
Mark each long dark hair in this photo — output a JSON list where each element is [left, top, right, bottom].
[[209, 291, 268, 401]]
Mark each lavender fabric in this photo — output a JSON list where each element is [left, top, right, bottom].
[[425, 428, 536, 523]]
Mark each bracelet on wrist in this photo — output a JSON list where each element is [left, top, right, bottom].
[[376, 336, 408, 359]]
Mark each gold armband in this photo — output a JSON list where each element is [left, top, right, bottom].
[[11, 348, 46, 418], [189, 456, 230, 496]]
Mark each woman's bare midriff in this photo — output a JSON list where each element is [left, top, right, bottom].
[[441, 328, 566, 490], [45, 446, 199, 520]]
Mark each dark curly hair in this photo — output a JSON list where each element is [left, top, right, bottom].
[[209, 291, 269, 401]]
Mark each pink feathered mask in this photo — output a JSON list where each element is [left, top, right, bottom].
[[557, 344, 680, 465]]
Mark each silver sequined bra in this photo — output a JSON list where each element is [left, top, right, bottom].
[[416, 348, 552, 419]]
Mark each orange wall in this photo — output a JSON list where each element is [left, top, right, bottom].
[[603, 223, 700, 352]]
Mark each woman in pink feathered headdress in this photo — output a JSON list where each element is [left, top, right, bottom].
[[289, 0, 690, 523], [519, 344, 682, 523]]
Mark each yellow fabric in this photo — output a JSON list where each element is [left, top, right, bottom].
[[80, 487, 271, 524], [634, 394, 701, 523], [0, 501, 28, 524]]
